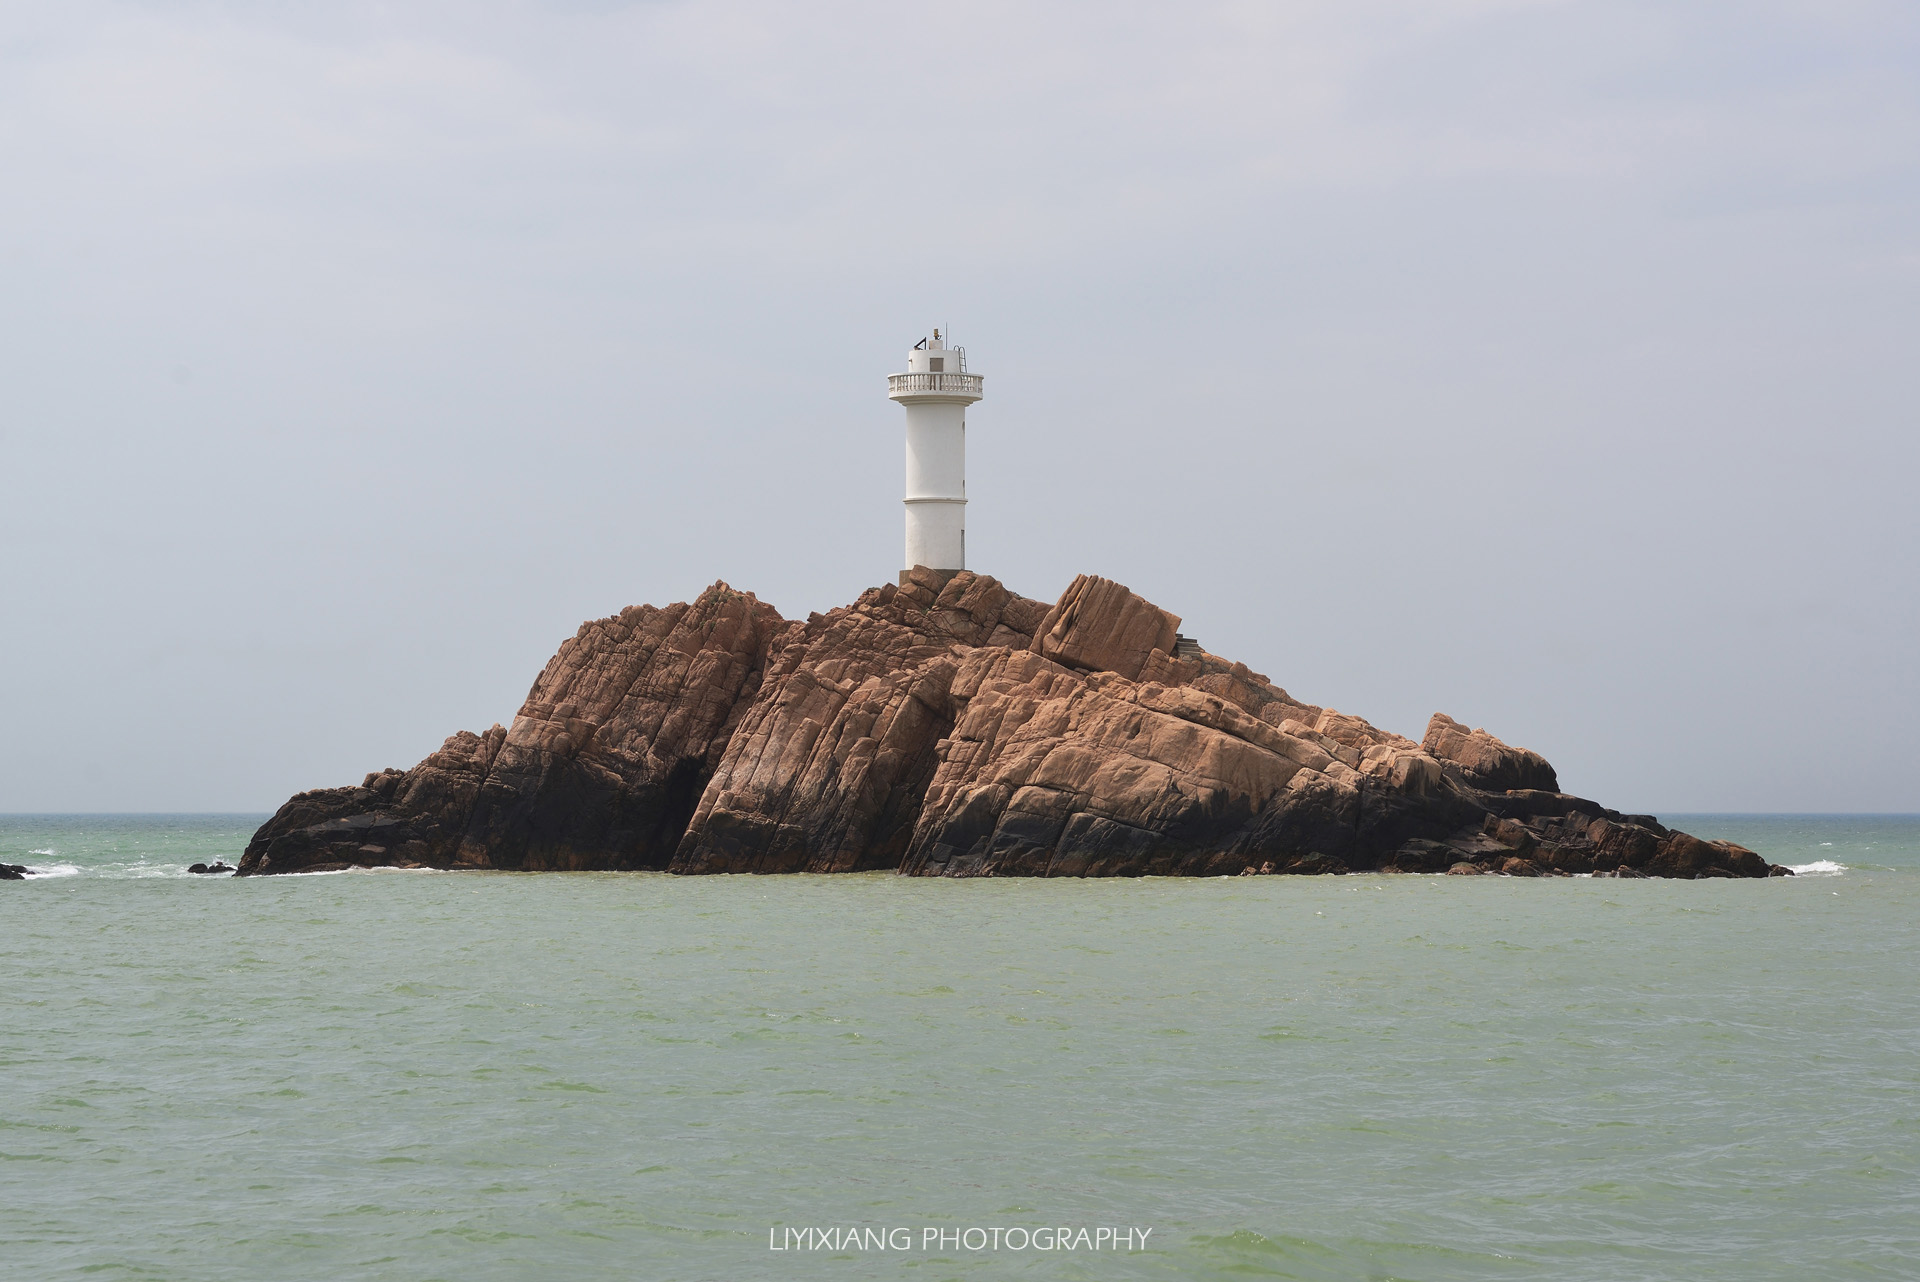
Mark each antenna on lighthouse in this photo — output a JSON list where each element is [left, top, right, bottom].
[[887, 329, 984, 585]]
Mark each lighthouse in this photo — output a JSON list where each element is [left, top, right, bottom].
[[887, 329, 983, 579]]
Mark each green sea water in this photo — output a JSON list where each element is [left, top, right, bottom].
[[2, 814, 1915, 1281]]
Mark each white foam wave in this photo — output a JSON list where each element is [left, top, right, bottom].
[[1789, 859, 1846, 876], [22, 864, 81, 878], [119, 863, 190, 879], [29, 848, 56, 856]]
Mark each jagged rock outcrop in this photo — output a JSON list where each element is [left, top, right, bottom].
[[240, 583, 784, 875], [670, 568, 1049, 873], [239, 570, 1786, 880], [1423, 713, 1559, 793], [1030, 573, 1180, 681]]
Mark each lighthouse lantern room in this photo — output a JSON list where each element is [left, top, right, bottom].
[[887, 329, 983, 579]]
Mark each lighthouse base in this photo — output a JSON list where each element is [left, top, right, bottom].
[[898, 565, 962, 594], [903, 495, 965, 576]]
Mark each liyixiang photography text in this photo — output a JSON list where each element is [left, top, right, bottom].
[[768, 1225, 1155, 1253]]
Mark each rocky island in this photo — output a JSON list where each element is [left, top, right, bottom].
[[239, 570, 1785, 880]]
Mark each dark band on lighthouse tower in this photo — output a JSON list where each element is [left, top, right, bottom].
[[888, 329, 983, 579]]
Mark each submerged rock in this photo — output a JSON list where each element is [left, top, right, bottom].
[[188, 863, 235, 875], [1, 863, 33, 880], [239, 571, 1786, 881]]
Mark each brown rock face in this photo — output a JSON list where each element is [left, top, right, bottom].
[[1029, 573, 1180, 681], [669, 568, 1049, 874], [1423, 714, 1559, 793], [239, 583, 784, 875], [239, 570, 1784, 881]]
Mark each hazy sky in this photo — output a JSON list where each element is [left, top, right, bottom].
[[4, 1, 1916, 813]]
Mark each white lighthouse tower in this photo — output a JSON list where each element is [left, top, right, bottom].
[[888, 329, 983, 579]]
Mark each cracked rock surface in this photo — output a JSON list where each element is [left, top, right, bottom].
[[239, 570, 1783, 880]]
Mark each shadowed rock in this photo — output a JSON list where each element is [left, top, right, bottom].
[[239, 571, 1784, 880], [240, 582, 784, 875], [1423, 714, 1559, 793]]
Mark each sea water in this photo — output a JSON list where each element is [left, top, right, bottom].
[[2, 815, 1915, 1281]]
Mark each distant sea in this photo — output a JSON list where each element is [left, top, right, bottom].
[[3, 814, 1916, 1281]]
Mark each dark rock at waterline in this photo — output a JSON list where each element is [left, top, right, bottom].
[[1, 863, 31, 880], [188, 863, 235, 875], [239, 571, 1790, 882]]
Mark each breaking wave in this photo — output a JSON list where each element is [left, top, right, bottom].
[[1788, 859, 1846, 876]]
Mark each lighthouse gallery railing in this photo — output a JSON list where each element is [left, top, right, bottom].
[[887, 372, 984, 398]]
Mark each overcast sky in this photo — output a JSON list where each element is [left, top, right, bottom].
[[3, 0, 1916, 814]]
